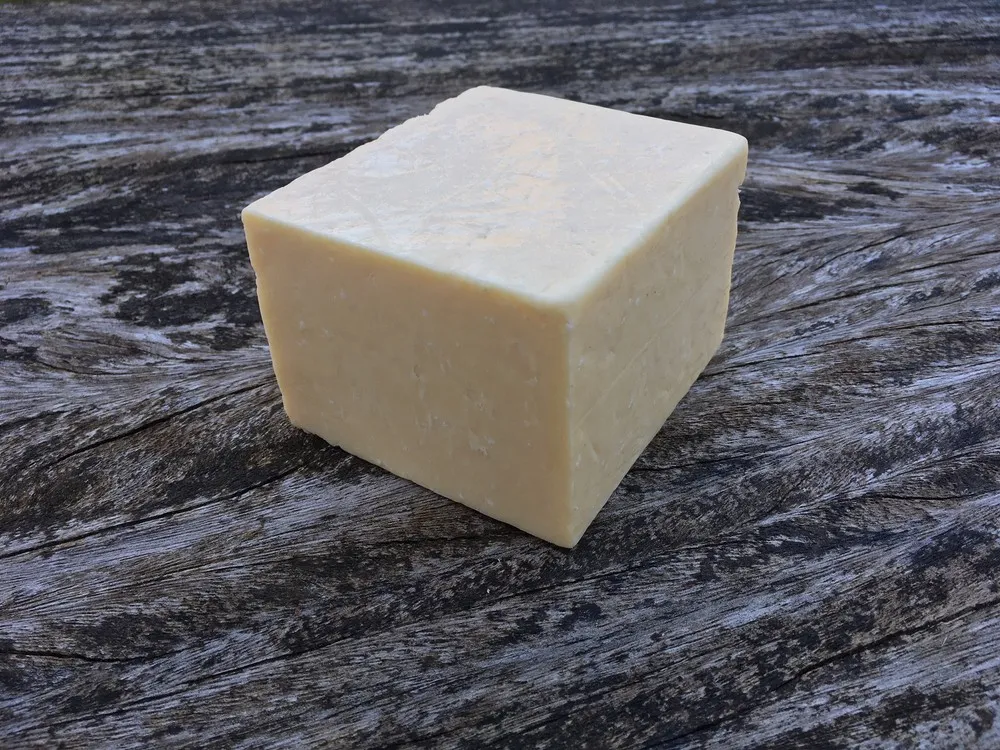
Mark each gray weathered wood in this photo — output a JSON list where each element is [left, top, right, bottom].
[[2, 0, 999, 747]]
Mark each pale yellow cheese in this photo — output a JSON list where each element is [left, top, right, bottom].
[[242, 86, 747, 547]]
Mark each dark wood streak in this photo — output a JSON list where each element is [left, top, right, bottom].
[[2, 0, 999, 746]]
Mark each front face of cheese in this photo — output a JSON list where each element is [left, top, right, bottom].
[[243, 86, 747, 547], [246, 220, 574, 537]]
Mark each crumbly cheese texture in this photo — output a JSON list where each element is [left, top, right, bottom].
[[243, 86, 748, 547]]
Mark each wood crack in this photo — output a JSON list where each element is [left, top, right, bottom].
[[36, 380, 270, 473], [0, 460, 305, 561], [630, 452, 753, 473], [215, 149, 357, 166], [904, 245, 1000, 276], [0, 646, 183, 665]]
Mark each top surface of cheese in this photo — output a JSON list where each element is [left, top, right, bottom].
[[244, 86, 747, 305]]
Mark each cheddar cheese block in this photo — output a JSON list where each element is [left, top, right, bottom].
[[242, 86, 747, 547]]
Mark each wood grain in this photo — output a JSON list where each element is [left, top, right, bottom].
[[2, 0, 999, 746]]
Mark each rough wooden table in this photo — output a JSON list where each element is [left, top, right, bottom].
[[2, 1, 999, 747]]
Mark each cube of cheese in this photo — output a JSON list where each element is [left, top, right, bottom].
[[242, 86, 747, 548]]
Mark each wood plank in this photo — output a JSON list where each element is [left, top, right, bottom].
[[2, 0, 999, 746]]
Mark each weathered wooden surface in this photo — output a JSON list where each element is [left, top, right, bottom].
[[2, 0, 999, 746]]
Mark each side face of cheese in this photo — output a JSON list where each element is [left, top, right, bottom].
[[566, 159, 744, 543], [243, 86, 748, 547]]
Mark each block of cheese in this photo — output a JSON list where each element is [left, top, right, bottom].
[[242, 86, 747, 548]]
